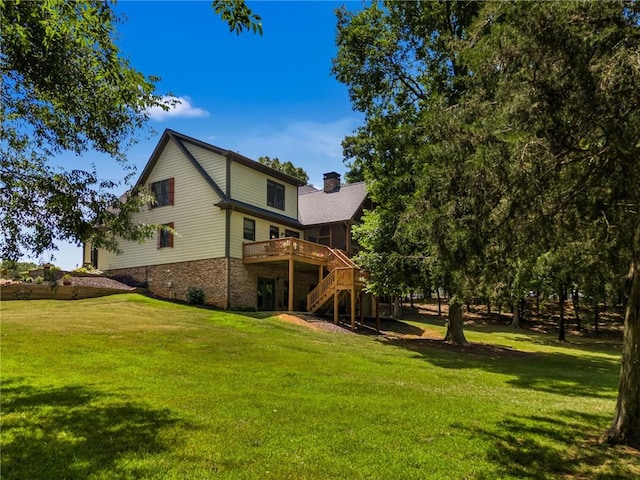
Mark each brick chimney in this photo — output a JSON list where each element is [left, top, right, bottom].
[[323, 171, 341, 193]]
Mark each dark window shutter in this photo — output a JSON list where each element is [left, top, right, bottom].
[[157, 226, 162, 249], [168, 222, 174, 248], [168, 178, 175, 205]]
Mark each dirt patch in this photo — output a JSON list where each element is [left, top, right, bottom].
[[277, 314, 356, 334]]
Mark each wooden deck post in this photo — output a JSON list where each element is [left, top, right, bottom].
[[288, 258, 294, 312], [359, 292, 364, 327], [375, 295, 380, 332], [333, 291, 339, 324], [350, 288, 356, 331], [318, 265, 323, 284]]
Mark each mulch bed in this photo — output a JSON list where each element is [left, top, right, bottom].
[[66, 276, 136, 290]]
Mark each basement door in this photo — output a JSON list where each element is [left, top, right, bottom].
[[257, 278, 275, 311]]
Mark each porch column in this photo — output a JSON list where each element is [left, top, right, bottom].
[[333, 291, 339, 324], [318, 265, 323, 284], [288, 258, 294, 312], [350, 287, 356, 331]]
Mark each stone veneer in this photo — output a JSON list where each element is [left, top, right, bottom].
[[107, 258, 228, 308], [228, 258, 319, 311], [108, 257, 322, 312]]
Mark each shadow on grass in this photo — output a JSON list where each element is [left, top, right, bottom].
[[468, 410, 639, 479], [381, 337, 619, 399], [1, 379, 186, 479]]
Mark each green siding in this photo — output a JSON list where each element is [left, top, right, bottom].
[[229, 162, 298, 219], [230, 212, 302, 259], [98, 140, 226, 270]]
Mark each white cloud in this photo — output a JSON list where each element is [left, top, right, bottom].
[[146, 96, 209, 121]]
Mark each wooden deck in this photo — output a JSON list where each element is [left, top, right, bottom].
[[243, 238, 329, 266], [243, 237, 370, 330]]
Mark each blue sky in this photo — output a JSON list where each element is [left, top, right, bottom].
[[37, 0, 364, 269]]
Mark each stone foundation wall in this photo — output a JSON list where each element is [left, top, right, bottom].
[[106, 258, 228, 308], [107, 258, 323, 312], [229, 258, 319, 311]]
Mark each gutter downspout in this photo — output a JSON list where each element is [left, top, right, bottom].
[[225, 154, 232, 310]]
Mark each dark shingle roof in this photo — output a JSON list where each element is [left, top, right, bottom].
[[298, 182, 367, 225]]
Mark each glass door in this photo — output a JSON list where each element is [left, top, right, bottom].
[[257, 278, 275, 311]]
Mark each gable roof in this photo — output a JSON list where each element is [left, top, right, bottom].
[[136, 129, 306, 190], [298, 182, 368, 226]]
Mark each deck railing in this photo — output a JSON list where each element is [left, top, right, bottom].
[[306, 267, 355, 311], [243, 237, 332, 263]]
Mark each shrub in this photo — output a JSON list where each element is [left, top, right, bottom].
[[73, 264, 103, 275], [186, 287, 205, 305]]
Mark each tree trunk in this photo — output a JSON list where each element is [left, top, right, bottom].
[[558, 285, 566, 342], [536, 291, 540, 316], [512, 299, 520, 328], [487, 299, 491, 315], [603, 224, 640, 449], [593, 297, 599, 334], [410, 290, 414, 308], [393, 295, 402, 318], [572, 288, 582, 330], [437, 289, 442, 316], [444, 300, 467, 345]]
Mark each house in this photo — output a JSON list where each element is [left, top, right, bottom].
[[84, 129, 374, 326]]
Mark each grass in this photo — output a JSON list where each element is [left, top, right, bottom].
[[1, 294, 638, 479]]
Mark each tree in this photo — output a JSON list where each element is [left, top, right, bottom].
[[212, 0, 262, 35], [335, 0, 640, 446], [458, 1, 639, 446], [258, 156, 309, 184], [0, 0, 261, 262], [333, 1, 481, 344]]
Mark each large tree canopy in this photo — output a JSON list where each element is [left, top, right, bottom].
[[0, 0, 261, 261], [258, 156, 309, 184], [334, 0, 640, 447]]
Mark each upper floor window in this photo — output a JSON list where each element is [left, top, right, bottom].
[[150, 178, 174, 208], [267, 180, 285, 210], [270, 225, 280, 239], [243, 218, 256, 241], [284, 229, 300, 238], [158, 222, 174, 248]]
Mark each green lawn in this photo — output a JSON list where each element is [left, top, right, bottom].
[[1, 294, 637, 479]]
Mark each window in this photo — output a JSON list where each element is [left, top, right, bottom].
[[150, 178, 174, 208], [269, 225, 280, 239], [318, 226, 331, 246], [158, 222, 174, 248], [243, 218, 256, 241], [90, 247, 99, 269], [267, 180, 285, 210], [284, 229, 300, 238]]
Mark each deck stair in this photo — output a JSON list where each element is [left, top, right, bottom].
[[242, 237, 367, 328], [306, 248, 366, 318]]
